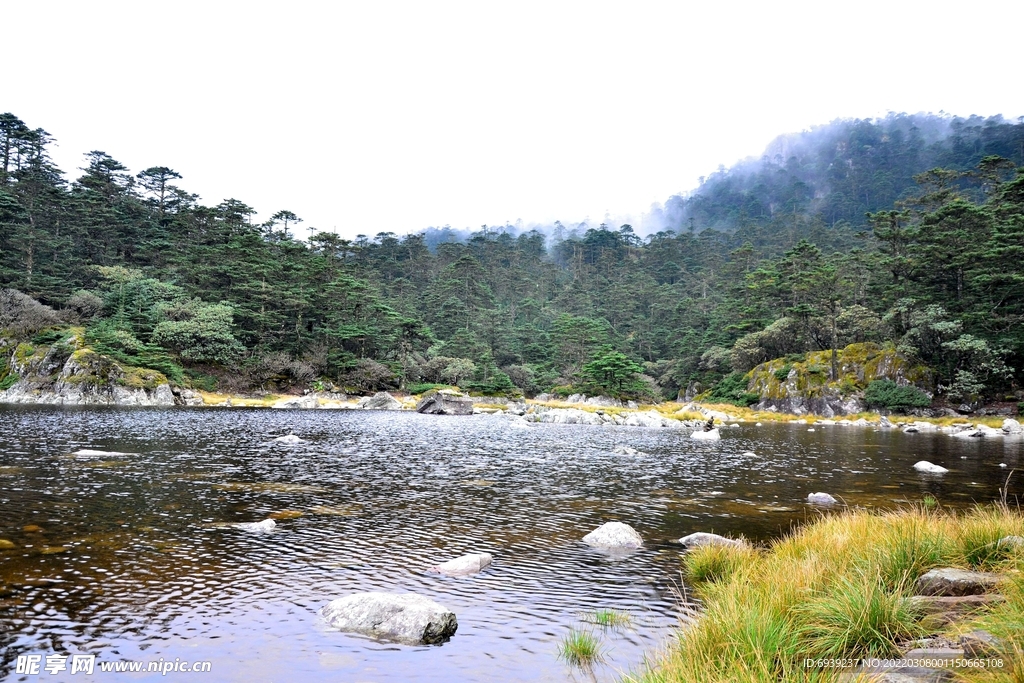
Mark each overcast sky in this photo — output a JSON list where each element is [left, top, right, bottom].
[[5, 1, 1022, 237]]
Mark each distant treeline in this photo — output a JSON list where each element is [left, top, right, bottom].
[[1, 111, 1022, 403]]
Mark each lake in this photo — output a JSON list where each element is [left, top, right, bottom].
[[0, 406, 1020, 682]]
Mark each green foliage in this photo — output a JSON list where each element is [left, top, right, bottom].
[[1018, 401, 1024, 416], [183, 368, 218, 392], [705, 372, 760, 406], [86, 322, 183, 383], [863, 379, 930, 412], [0, 372, 18, 390], [579, 349, 644, 398], [772, 364, 792, 382], [30, 328, 67, 345], [151, 301, 245, 365]]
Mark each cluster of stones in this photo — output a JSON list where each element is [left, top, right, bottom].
[[837, 562, 1020, 683]]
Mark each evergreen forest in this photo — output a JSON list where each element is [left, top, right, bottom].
[[2, 111, 1023, 407]]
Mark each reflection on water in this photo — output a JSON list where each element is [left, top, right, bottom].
[[0, 406, 1021, 681]]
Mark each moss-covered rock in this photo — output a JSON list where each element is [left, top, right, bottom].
[[746, 342, 933, 416]]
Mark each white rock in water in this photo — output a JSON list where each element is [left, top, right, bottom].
[[272, 434, 306, 444], [914, 461, 949, 474], [430, 552, 493, 576], [234, 519, 276, 532], [70, 449, 133, 457], [807, 428, 816, 432], [690, 428, 721, 440], [582, 521, 643, 549], [952, 429, 980, 438], [807, 492, 839, 505], [1002, 418, 1022, 434], [755, 422, 763, 426], [741, 451, 757, 457], [678, 532, 746, 549], [321, 592, 457, 644]]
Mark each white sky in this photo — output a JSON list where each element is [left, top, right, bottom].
[[4, 1, 1022, 238]]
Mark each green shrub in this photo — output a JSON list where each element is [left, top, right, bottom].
[[0, 373, 19, 391], [773, 364, 792, 382], [184, 369, 218, 392], [30, 328, 68, 345], [1018, 401, 1024, 416], [86, 323, 184, 383], [706, 372, 760, 407], [863, 379, 931, 412]]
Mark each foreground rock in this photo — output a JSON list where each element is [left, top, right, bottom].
[[525, 407, 686, 428], [321, 592, 457, 644], [271, 433, 306, 444], [806, 492, 839, 505], [913, 461, 948, 474], [582, 522, 643, 549], [690, 428, 721, 440], [234, 519, 276, 532], [357, 392, 402, 410], [430, 552, 493, 576], [915, 568, 1002, 596], [678, 532, 746, 549], [416, 391, 474, 415]]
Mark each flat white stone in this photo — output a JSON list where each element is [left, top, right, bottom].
[[272, 434, 306, 444], [430, 552, 493, 576], [690, 428, 721, 440], [914, 461, 949, 474], [678, 532, 746, 549], [321, 592, 457, 644], [807, 492, 838, 505], [70, 449, 133, 457]]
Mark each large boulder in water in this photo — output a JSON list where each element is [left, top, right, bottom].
[[357, 392, 402, 410], [321, 592, 458, 644], [416, 391, 473, 415], [582, 521, 643, 549]]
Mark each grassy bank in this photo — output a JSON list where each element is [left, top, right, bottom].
[[633, 505, 1024, 683]]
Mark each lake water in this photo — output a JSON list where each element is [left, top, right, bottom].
[[1, 406, 1021, 682]]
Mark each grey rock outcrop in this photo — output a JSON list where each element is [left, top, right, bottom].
[[321, 592, 458, 644], [357, 392, 402, 410], [416, 392, 474, 415], [430, 552, 493, 576], [1, 341, 175, 406], [915, 568, 1002, 596], [1002, 418, 1022, 434], [582, 522, 643, 549], [678, 532, 746, 549]]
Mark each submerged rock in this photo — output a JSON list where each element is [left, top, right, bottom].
[[678, 532, 746, 549], [913, 461, 949, 474], [806, 492, 839, 505], [70, 449, 134, 457], [430, 552, 493, 576], [416, 392, 474, 415], [690, 428, 721, 440], [582, 521, 643, 549], [612, 446, 647, 456], [357, 392, 402, 410], [234, 519, 276, 533], [321, 592, 457, 644]]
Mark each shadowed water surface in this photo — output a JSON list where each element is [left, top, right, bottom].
[[0, 406, 1021, 682]]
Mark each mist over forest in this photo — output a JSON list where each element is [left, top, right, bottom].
[[2, 111, 1023, 409]]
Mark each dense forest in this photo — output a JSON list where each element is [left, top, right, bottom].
[[1, 111, 1023, 407]]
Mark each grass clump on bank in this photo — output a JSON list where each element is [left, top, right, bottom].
[[645, 505, 1024, 683]]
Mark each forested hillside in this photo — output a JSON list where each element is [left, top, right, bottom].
[[2, 111, 1023, 408]]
